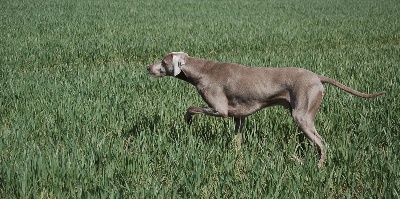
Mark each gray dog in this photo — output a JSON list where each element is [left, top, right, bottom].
[[147, 52, 384, 166]]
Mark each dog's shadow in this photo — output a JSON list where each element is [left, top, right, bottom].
[[121, 113, 163, 150], [123, 114, 160, 137], [123, 114, 303, 152], [122, 114, 225, 149]]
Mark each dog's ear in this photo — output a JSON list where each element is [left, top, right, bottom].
[[171, 52, 187, 76]]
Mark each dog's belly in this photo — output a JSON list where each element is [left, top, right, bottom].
[[226, 93, 291, 117], [227, 103, 262, 117]]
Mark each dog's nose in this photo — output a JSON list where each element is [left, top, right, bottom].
[[146, 65, 151, 72]]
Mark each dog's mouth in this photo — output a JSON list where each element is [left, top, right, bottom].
[[150, 74, 160, 78], [147, 67, 159, 77], [148, 71, 164, 78], [147, 64, 167, 78], [148, 72, 157, 77]]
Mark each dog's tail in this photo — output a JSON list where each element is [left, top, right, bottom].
[[318, 75, 385, 98]]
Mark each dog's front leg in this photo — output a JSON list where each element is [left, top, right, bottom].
[[234, 117, 245, 150], [184, 106, 226, 124]]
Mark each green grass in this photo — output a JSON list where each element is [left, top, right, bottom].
[[1, 0, 399, 198]]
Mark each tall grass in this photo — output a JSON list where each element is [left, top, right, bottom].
[[1, 0, 399, 198]]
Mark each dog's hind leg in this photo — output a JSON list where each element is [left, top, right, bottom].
[[291, 86, 326, 167]]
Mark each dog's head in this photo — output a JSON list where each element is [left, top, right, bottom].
[[147, 52, 188, 77]]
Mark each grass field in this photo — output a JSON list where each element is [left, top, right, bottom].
[[1, 0, 399, 198]]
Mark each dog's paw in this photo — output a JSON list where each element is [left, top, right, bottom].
[[184, 112, 192, 125], [290, 154, 305, 165]]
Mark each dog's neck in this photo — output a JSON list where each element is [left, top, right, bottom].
[[174, 57, 211, 86], [175, 71, 189, 82]]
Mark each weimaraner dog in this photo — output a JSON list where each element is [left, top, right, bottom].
[[146, 52, 384, 166]]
